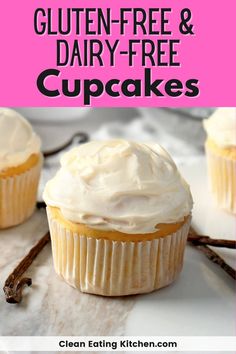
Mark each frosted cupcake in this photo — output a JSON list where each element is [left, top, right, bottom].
[[203, 108, 236, 213], [0, 108, 42, 228], [43, 140, 193, 296]]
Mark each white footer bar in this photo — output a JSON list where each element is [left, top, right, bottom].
[[0, 336, 235, 352]]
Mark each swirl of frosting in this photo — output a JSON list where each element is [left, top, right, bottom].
[[43, 140, 193, 234], [203, 108, 236, 148], [0, 108, 41, 171]]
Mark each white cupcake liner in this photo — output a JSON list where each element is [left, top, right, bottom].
[[206, 147, 236, 214], [47, 208, 191, 296], [0, 156, 42, 228]]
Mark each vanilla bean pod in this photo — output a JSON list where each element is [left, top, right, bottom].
[[188, 233, 236, 249], [188, 227, 235, 280], [3, 232, 50, 304], [43, 132, 89, 158]]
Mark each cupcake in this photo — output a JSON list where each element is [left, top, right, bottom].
[[43, 140, 193, 296], [203, 108, 236, 213], [0, 108, 42, 228]]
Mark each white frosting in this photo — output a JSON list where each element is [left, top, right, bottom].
[[203, 108, 236, 148], [0, 108, 41, 171], [43, 140, 193, 234]]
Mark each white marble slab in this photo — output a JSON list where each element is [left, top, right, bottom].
[[0, 157, 235, 339]]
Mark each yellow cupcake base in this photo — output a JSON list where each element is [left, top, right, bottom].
[[0, 154, 43, 229], [206, 141, 236, 214], [47, 207, 191, 296]]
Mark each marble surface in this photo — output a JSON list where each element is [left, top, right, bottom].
[[0, 108, 235, 341], [31, 108, 213, 157]]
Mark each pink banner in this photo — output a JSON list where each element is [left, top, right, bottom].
[[0, 0, 235, 106]]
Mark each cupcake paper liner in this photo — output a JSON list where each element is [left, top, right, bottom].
[[206, 147, 236, 214], [0, 156, 42, 229], [47, 208, 191, 296]]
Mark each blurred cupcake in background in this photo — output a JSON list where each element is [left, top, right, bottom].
[[43, 140, 193, 296], [0, 108, 43, 228], [203, 108, 236, 213]]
